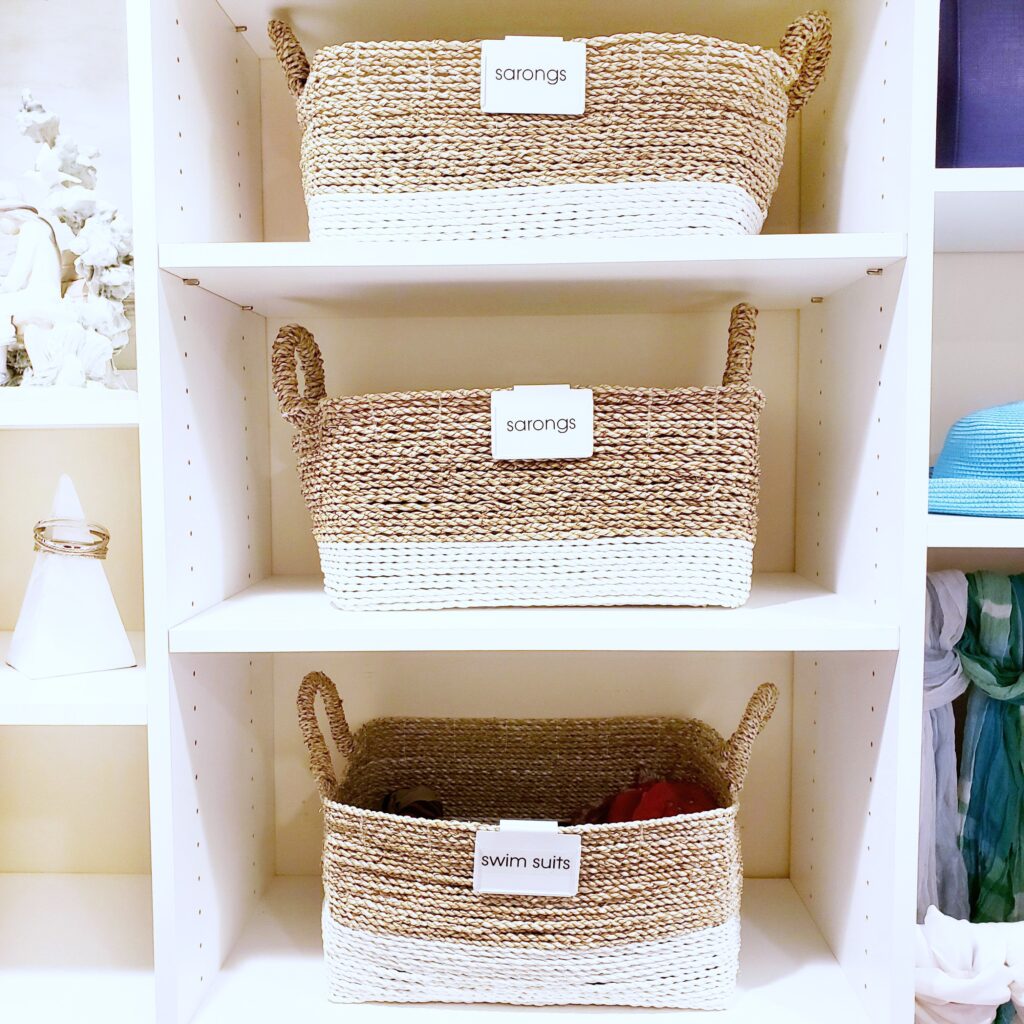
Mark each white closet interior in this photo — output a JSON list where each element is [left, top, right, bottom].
[[3, 0, 1020, 1022]]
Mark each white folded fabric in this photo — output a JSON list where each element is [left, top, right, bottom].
[[916, 906, 1024, 1024]]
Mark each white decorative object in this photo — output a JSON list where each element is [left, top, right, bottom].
[[7, 474, 135, 680], [2, 91, 133, 387], [0, 201, 62, 315], [0, 199, 63, 383]]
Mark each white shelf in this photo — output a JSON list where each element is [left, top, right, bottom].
[[0, 873, 154, 1024], [934, 168, 1024, 253], [169, 574, 898, 653], [927, 514, 1024, 549], [0, 632, 147, 725], [0, 380, 139, 429], [193, 876, 867, 1024], [159, 235, 907, 318]]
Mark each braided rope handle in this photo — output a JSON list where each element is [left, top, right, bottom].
[[722, 303, 758, 387], [723, 683, 779, 795], [273, 324, 326, 427], [268, 20, 310, 99], [778, 12, 832, 118], [297, 671, 355, 801]]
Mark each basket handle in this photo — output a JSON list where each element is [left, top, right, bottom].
[[268, 20, 310, 99], [722, 303, 758, 387], [273, 324, 326, 427], [723, 683, 779, 795], [297, 671, 355, 801], [778, 12, 832, 118]]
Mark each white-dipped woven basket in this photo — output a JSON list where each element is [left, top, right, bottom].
[[273, 305, 764, 612], [269, 16, 831, 242], [298, 671, 779, 1008]]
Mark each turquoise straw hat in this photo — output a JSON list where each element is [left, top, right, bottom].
[[929, 402, 1024, 518]]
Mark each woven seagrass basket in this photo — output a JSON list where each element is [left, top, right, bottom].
[[269, 15, 831, 242], [298, 671, 779, 1008], [274, 304, 764, 612]]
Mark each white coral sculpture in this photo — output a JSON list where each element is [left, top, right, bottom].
[[7, 91, 133, 384]]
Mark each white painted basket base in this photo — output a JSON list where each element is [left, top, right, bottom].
[[318, 535, 754, 611], [307, 181, 765, 242], [322, 901, 740, 1008]]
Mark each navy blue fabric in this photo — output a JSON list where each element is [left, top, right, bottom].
[[937, 0, 1024, 167]]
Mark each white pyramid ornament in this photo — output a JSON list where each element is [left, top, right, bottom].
[[7, 474, 135, 679]]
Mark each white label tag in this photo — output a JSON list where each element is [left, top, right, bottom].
[[491, 385, 594, 460], [480, 37, 586, 115], [473, 822, 581, 897]]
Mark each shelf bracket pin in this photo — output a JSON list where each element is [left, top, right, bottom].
[[810, 296, 824, 304], [183, 278, 200, 287], [866, 268, 884, 276], [235, 25, 248, 32], [241, 305, 254, 311]]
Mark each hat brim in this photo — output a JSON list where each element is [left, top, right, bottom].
[[928, 478, 1024, 518]]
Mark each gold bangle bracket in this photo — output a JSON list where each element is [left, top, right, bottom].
[[33, 518, 110, 560]]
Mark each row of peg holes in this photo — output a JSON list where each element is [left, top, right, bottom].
[[182, 315, 255, 606], [172, 15, 247, 222], [804, 661, 882, 994], [190, 659, 261, 988]]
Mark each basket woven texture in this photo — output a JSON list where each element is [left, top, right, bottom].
[[274, 305, 764, 612], [269, 15, 831, 241], [298, 671, 779, 1008]]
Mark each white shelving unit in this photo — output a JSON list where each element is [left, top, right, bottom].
[[169, 574, 899, 653], [0, 7, 151, 1016], [12, 0, 1024, 1022], [934, 168, 1024, 252], [160, 235, 906, 317], [123, 1, 926, 1021], [928, 515, 1024, 549], [0, 632, 146, 725], [0, 382, 139, 429]]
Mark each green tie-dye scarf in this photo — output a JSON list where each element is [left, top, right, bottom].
[[957, 571, 1024, 925]]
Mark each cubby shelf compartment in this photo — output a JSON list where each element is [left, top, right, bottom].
[[168, 575, 898, 653], [0, 632, 146, 725], [159, 235, 906, 318], [0, 873, 154, 1024], [927, 514, 1024, 550], [0, 377, 139, 429], [934, 168, 1024, 253], [191, 876, 867, 1024]]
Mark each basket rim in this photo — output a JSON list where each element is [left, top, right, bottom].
[[345, 710, 733, 735], [307, 31, 789, 72], [309, 382, 766, 405], [330, 711, 739, 831], [320, 793, 740, 832]]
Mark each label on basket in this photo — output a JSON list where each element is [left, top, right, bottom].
[[473, 821, 581, 897], [480, 37, 586, 115], [491, 385, 594, 460]]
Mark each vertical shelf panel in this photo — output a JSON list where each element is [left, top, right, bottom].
[[791, 652, 903, 1022], [167, 653, 274, 1022]]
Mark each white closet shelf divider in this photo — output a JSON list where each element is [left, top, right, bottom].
[[927, 513, 1024, 549], [934, 168, 1024, 253], [158, 234, 907, 318], [0, 377, 139, 429], [168, 574, 898, 654], [0, 631, 146, 725]]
